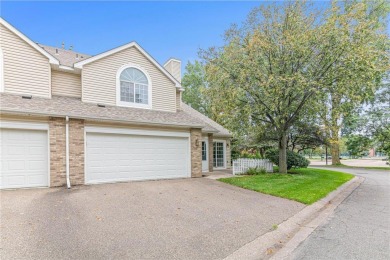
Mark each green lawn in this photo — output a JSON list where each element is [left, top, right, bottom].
[[219, 168, 354, 204]]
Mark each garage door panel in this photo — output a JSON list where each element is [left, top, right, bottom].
[[86, 132, 189, 184], [1, 128, 48, 189]]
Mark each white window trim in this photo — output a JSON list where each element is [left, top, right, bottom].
[[213, 139, 227, 169], [0, 46, 3, 92], [116, 63, 152, 109]]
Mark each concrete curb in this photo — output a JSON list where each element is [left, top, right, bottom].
[[223, 176, 364, 260]]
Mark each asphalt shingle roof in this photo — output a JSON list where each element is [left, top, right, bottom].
[[0, 93, 220, 131], [39, 45, 91, 67], [181, 103, 232, 137]]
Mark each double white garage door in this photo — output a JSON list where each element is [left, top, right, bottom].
[[1, 125, 190, 189], [85, 130, 190, 184]]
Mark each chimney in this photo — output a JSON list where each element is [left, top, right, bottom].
[[61, 42, 65, 49], [163, 58, 181, 83]]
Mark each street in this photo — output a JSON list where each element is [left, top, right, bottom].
[[291, 167, 390, 260]]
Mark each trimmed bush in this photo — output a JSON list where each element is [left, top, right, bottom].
[[246, 167, 267, 175], [265, 149, 309, 170]]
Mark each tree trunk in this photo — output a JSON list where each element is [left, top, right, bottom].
[[279, 133, 288, 173], [330, 94, 341, 165], [331, 139, 341, 164]]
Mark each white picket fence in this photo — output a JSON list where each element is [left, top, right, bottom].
[[232, 158, 274, 175]]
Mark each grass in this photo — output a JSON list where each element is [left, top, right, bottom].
[[219, 168, 354, 205]]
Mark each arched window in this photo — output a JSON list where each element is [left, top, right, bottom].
[[117, 65, 151, 108]]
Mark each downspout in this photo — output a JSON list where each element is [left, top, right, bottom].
[[65, 116, 71, 189]]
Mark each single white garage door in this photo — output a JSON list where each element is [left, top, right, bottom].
[[86, 132, 190, 184], [0, 128, 48, 189]]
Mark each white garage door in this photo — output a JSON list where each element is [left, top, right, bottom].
[[86, 132, 190, 184], [0, 128, 48, 189]]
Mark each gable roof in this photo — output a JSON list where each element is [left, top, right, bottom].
[[39, 44, 91, 67], [74, 42, 183, 89], [181, 103, 232, 137], [0, 17, 59, 65]]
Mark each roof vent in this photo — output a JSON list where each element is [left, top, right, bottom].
[[76, 53, 79, 59], [97, 104, 105, 108], [22, 95, 32, 99], [55, 48, 59, 55]]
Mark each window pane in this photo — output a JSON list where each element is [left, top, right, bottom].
[[120, 81, 134, 102], [135, 84, 148, 104], [120, 68, 148, 84], [202, 142, 207, 161]]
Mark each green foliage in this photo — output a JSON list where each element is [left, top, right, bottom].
[[265, 149, 309, 170], [181, 61, 210, 116], [246, 167, 267, 175], [345, 135, 372, 158], [239, 150, 263, 159], [219, 168, 354, 204], [200, 0, 389, 172]]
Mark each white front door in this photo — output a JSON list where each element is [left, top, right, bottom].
[[85, 130, 190, 184], [202, 138, 208, 172], [0, 128, 49, 189]]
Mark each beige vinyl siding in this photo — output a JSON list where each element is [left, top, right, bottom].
[[82, 47, 176, 112], [176, 90, 181, 110], [0, 24, 51, 97], [170, 61, 181, 82], [52, 70, 81, 97], [164, 59, 181, 82]]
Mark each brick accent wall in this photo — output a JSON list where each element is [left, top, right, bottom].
[[49, 117, 85, 187], [208, 133, 213, 172], [49, 117, 66, 187], [190, 128, 202, 177], [69, 119, 85, 185]]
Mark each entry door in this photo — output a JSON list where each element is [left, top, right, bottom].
[[213, 141, 225, 168], [202, 141, 208, 172]]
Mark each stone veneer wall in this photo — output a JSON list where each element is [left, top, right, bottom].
[[190, 128, 202, 177], [69, 119, 85, 185], [49, 117, 85, 187], [49, 117, 66, 187], [208, 133, 214, 172]]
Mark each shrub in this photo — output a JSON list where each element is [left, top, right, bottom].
[[265, 149, 309, 170], [246, 167, 267, 175]]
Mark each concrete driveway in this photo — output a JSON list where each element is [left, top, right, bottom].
[[0, 177, 304, 260]]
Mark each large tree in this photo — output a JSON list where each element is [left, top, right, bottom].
[[201, 0, 388, 172], [319, 0, 389, 165], [181, 61, 210, 116]]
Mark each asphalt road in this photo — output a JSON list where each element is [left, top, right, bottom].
[[291, 167, 390, 260]]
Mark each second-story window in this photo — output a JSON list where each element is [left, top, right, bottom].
[[119, 67, 149, 105]]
